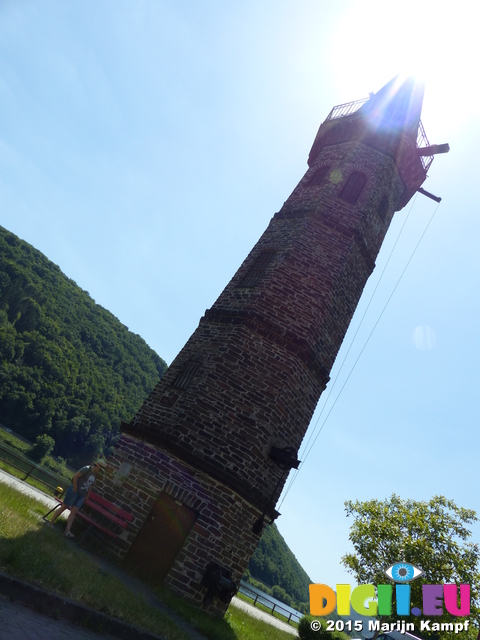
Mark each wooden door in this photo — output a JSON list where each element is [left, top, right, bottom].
[[122, 492, 197, 584]]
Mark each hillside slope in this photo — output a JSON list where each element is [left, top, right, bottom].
[[0, 225, 313, 606], [248, 523, 312, 607], [0, 225, 167, 465]]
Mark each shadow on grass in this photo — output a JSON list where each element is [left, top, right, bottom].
[[0, 483, 293, 640], [0, 484, 239, 640], [0, 483, 187, 640]]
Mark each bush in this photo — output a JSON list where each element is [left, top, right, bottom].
[[272, 585, 292, 606], [299, 615, 325, 640], [42, 455, 68, 477], [298, 616, 350, 640], [298, 601, 309, 614], [27, 434, 55, 462]]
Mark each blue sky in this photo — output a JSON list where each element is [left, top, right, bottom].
[[1, 1, 480, 590]]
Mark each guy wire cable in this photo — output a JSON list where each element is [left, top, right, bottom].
[[278, 194, 419, 508], [297, 194, 418, 461], [278, 197, 441, 509]]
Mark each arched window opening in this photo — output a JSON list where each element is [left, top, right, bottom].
[[239, 251, 276, 287], [377, 195, 389, 221], [172, 355, 203, 389], [339, 171, 367, 204], [307, 165, 330, 187]]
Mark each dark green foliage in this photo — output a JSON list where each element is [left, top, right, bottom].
[[248, 523, 311, 607], [0, 226, 167, 465], [271, 585, 292, 606], [27, 433, 55, 462], [298, 615, 318, 640], [298, 615, 349, 640], [42, 454, 68, 478]]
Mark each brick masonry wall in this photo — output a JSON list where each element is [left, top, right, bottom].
[[95, 105, 428, 612], [125, 118, 422, 511], [94, 434, 263, 615]]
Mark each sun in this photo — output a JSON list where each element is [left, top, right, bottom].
[[330, 1, 480, 132]]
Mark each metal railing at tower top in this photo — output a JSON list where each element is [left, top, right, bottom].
[[325, 97, 369, 121], [417, 119, 434, 171], [325, 98, 434, 172]]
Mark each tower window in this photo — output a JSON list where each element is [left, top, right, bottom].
[[239, 251, 276, 287], [307, 165, 330, 186], [377, 195, 389, 221], [339, 171, 367, 204], [172, 360, 201, 389]]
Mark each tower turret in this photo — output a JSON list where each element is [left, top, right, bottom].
[[95, 77, 447, 613]]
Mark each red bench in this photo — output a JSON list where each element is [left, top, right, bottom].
[[45, 491, 133, 539]]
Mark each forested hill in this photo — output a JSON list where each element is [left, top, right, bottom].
[[248, 523, 312, 608], [0, 225, 167, 465], [0, 225, 313, 605]]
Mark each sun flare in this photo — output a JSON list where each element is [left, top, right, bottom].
[[331, 1, 479, 134]]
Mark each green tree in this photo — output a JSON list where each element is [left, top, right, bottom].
[[341, 495, 480, 639], [248, 523, 311, 605], [298, 615, 349, 640], [272, 584, 292, 606], [0, 224, 167, 464], [28, 433, 55, 462]]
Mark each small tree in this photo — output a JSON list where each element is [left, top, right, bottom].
[[28, 433, 55, 462], [272, 584, 292, 606], [342, 495, 480, 638], [298, 615, 348, 640]]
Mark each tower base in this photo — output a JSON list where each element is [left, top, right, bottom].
[[95, 435, 264, 615]]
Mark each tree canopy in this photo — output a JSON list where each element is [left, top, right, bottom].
[[0, 226, 167, 465], [248, 523, 312, 607], [342, 494, 480, 638], [0, 225, 314, 607]]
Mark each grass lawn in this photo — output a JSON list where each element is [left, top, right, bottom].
[[235, 591, 299, 628], [0, 427, 73, 483], [0, 458, 61, 496], [0, 429, 31, 453], [226, 606, 296, 639], [156, 585, 296, 640], [0, 481, 297, 640]]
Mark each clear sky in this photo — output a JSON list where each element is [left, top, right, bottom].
[[1, 1, 479, 590]]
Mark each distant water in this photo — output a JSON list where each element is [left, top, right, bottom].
[[238, 580, 303, 623]]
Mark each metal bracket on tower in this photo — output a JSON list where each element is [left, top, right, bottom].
[[417, 187, 442, 203], [417, 143, 450, 156], [269, 446, 300, 470]]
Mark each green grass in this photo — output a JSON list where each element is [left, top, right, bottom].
[[226, 606, 296, 640], [0, 480, 299, 640], [156, 586, 295, 640], [0, 428, 31, 452], [236, 591, 299, 628], [0, 482, 187, 640], [0, 459, 61, 496], [0, 428, 72, 493]]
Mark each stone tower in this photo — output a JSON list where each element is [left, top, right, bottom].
[[95, 76, 446, 613]]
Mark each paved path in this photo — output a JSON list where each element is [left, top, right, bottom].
[[0, 470, 205, 639], [0, 595, 116, 640], [0, 469, 298, 638], [230, 596, 298, 635], [0, 468, 59, 511]]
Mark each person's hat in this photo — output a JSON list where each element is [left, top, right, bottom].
[[95, 460, 107, 469]]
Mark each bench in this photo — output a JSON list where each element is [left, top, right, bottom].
[[45, 491, 133, 539]]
